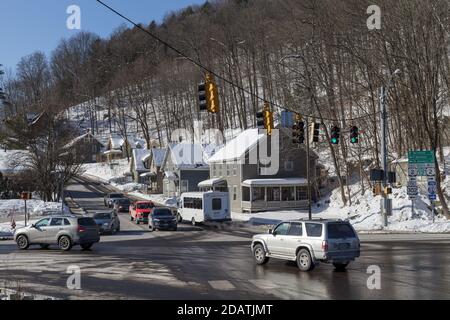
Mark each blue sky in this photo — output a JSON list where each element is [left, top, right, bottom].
[[0, 0, 205, 72]]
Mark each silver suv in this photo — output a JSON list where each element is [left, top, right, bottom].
[[251, 219, 360, 271], [14, 216, 100, 251]]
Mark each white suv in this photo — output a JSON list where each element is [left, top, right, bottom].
[[251, 219, 360, 271]]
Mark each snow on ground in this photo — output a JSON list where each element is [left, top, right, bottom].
[[82, 160, 131, 183], [0, 200, 69, 219], [232, 185, 450, 233]]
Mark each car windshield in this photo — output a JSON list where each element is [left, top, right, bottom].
[[94, 212, 112, 220], [153, 209, 173, 217], [117, 199, 130, 205], [110, 194, 123, 199], [327, 223, 356, 239], [137, 203, 154, 209]]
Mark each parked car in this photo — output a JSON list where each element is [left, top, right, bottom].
[[251, 219, 360, 272], [93, 211, 120, 234], [130, 201, 155, 224], [14, 216, 100, 251], [113, 198, 131, 213], [104, 193, 125, 208], [149, 208, 177, 232]]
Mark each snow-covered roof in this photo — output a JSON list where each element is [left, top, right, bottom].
[[150, 148, 166, 167], [64, 132, 103, 149], [132, 149, 151, 172], [164, 143, 217, 169], [110, 135, 125, 150], [242, 178, 308, 187], [198, 178, 227, 188], [208, 129, 265, 163]]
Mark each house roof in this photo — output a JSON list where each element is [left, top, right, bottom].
[[150, 148, 166, 167], [242, 178, 308, 187], [110, 135, 125, 150], [208, 129, 265, 163], [132, 149, 151, 172], [162, 143, 219, 170], [64, 132, 104, 149], [109, 134, 146, 150]]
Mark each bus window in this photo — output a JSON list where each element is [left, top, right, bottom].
[[212, 198, 222, 210]]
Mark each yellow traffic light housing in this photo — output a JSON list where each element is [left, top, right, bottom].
[[263, 103, 274, 136], [205, 73, 220, 114]]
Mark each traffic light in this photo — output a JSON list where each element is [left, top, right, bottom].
[[198, 73, 220, 114], [331, 126, 340, 145], [206, 73, 220, 114], [256, 103, 274, 136], [292, 115, 305, 145], [311, 122, 320, 143], [198, 83, 208, 112], [350, 126, 359, 144]]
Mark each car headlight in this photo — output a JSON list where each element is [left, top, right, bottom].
[[103, 223, 109, 227]]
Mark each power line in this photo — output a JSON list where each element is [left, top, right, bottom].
[[95, 0, 381, 123]]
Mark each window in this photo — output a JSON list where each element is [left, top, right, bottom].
[[183, 197, 203, 210], [212, 198, 222, 211], [267, 187, 281, 202], [181, 180, 189, 193], [233, 163, 237, 176], [296, 187, 308, 201], [252, 187, 265, 202], [284, 160, 294, 172], [50, 218, 63, 226], [242, 187, 250, 202], [226, 164, 231, 176], [282, 187, 295, 201], [274, 223, 290, 236], [327, 223, 356, 239], [35, 218, 51, 228], [63, 219, 71, 226], [233, 186, 237, 201], [305, 223, 323, 237], [212, 164, 216, 177], [288, 223, 303, 236]]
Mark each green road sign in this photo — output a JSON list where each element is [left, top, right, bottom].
[[408, 151, 435, 164]]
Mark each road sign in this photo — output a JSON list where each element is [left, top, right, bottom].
[[429, 194, 437, 201], [407, 186, 418, 195], [408, 166, 418, 177], [408, 151, 435, 164], [426, 166, 435, 176]]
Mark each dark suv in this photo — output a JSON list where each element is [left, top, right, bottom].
[[149, 208, 177, 232]]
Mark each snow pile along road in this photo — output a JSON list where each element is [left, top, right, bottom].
[[0, 200, 69, 219]]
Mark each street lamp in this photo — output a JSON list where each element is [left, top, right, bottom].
[[380, 69, 401, 227]]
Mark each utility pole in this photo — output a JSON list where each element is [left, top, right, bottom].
[[60, 172, 65, 215], [380, 86, 388, 227], [305, 117, 312, 220]]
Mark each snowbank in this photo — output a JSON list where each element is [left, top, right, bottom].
[[232, 186, 450, 233], [82, 160, 131, 183], [0, 200, 69, 219]]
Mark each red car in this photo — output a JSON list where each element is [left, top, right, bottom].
[[130, 201, 155, 224]]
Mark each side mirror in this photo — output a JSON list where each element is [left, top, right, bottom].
[[268, 229, 273, 234], [31, 224, 36, 228]]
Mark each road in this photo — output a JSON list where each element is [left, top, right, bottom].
[[0, 177, 449, 300]]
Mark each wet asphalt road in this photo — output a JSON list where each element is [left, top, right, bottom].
[[0, 178, 449, 300]]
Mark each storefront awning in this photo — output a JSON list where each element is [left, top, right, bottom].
[[198, 178, 227, 188], [242, 178, 308, 187]]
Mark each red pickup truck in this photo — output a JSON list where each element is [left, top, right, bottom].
[[130, 201, 155, 224]]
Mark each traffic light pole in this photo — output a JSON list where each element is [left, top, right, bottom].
[[380, 86, 389, 227], [305, 117, 312, 220]]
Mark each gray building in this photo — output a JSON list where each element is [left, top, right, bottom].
[[144, 148, 166, 194], [130, 149, 152, 184], [160, 143, 215, 197], [63, 131, 105, 164], [200, 128, 319, 213]]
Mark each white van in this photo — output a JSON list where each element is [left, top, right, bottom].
[[178, 192, 231, 225]]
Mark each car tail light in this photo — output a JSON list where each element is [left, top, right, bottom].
[[322, 240, 329, 252], [78, 225, 87, 233]]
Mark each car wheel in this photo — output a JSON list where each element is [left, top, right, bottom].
[[136, 220, 140, 225], [296, 249, 315, 272], [40, 244, 50, 250], [81, 243, 93, 250], [191, 217, 196, 226], [333, 262, 349, 271], [130, 216, 134, 222], [253, 244, 269, 265], [148, 224, 154, 232], [16, 235, 29, 250], [177, 213, 182, 223], [58, 236, 73, 252]]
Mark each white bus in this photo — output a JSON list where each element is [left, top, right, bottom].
[[178, 191, 231, 225]]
